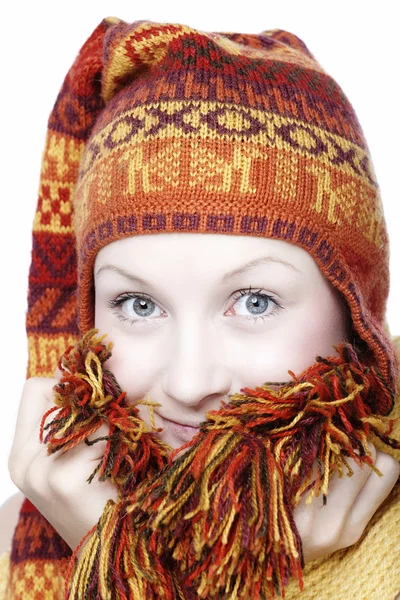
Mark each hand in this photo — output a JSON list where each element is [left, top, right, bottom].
[[8, 372, 119, 558], [293, 442, 400, 563], [8, 374, 400, 568]]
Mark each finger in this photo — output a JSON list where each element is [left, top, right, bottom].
[[21, 418, 112, 482], [52, 421, 112, 463], [294, 444, 377, 545], [54, 365, 63, 380], [86, 421, 113, 461], [9, 378, 62, 482], [11, 378, 60, 453], [47, 421, 117, 493], [344, 450, 400, 541], [320, 442, 377, 517], [293, 460, 321, 546]]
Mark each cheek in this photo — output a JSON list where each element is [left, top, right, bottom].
[[275, 291, 349, 377], [93, 284, 350, 397], [94, 302, 158, 401], [102, 343, 157, 402], [230, 292, 349, 387]]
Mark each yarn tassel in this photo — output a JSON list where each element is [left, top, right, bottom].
[[40, 329, 171, 496], [40, 329, 400, 600]]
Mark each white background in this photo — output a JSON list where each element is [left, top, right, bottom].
[[0, 0, 399, 509]]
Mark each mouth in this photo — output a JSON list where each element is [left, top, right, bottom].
[[159, 415, 201, 442]]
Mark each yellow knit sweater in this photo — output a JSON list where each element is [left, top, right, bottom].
[[1, 337, 399, 599]]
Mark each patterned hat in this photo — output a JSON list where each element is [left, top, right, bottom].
[[29, 17, 398, 415]]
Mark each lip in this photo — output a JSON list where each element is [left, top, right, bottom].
[[159, 414, 201, 428], [159, 415, 201, 443]]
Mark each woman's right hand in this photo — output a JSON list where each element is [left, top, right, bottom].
[[293, 442, 399, 563], [8, 375, 119, 557]]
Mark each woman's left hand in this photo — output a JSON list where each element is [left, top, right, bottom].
[[8, 369, 119, 558], [293, 442, 400, 563]]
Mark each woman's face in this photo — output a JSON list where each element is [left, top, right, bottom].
[[94, 233, 352, 450]]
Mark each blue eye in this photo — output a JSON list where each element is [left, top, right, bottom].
[[108, 294, 160, 324], [107, 286, 283, 326], [229, 287, 282, 323]]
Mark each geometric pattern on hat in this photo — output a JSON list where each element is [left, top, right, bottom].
[[26, 18, 398, 415], [80, 19, 398, 413]]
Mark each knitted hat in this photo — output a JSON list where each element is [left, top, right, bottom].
[[30, 17, 397, 415], [11, 17, 399, 600]]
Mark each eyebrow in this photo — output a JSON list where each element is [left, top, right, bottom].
[[94, 256, 299, 288]]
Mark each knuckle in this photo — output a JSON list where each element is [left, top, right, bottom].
[[366, 441, 377, 462], [374, 450, 400, 488], [8, 450, 24, 489], [9, 458, 33, 495], [47, 465, 73, 496], [341, 525, 365, 548], [378, 450, 400, 472], [24, 460, 44, 493], [309, 519, 342, 553], [8, 461, 23, 489]]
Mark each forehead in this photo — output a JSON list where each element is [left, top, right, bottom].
[[93, 232, 316, 277], [91, 232, 341, 311]]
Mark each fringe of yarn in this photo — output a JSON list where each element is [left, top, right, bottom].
[[40, 329, 171, 497], [40, 329, 400, 600]]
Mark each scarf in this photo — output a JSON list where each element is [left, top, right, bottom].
[[4, 328, 398, 599]]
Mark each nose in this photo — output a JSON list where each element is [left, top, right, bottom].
[[162, 321, 231, 410]]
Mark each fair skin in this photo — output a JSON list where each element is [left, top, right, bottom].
[[6, 233, 400, 568], [94, 233, 352, 450]]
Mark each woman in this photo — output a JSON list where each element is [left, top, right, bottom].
[[1, 17, 399, 599]]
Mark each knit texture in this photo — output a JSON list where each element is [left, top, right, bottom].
[[73, 20, 399, 410], [2, 17, 399, 598], [1, 337, 399, 599], [0, 554, 9, 599], [24, 17, 398, 412], [37, 330, 400, 598], [1, 338, 399, 599]]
